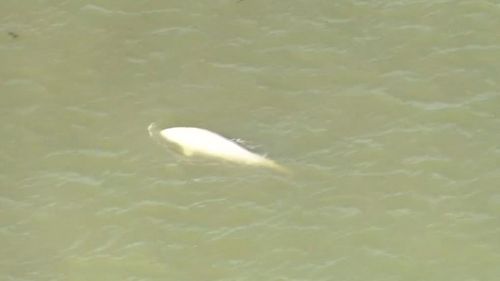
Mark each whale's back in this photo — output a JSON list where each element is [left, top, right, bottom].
[[160, 127, 262, 163]]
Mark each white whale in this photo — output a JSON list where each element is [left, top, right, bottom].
[[148, 123, 288, 173]]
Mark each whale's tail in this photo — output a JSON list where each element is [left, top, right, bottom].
[[260, 158, 292, 175]]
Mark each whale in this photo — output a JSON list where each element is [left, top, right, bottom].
[[148, 123, 289, 173]]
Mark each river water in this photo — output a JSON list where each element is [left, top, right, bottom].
[[1, 1, 499, 280]]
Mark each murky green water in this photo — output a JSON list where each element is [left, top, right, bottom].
[[2, 1, 500, 280]]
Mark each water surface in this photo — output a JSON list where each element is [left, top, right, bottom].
[[1, 1, 499, 280]]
